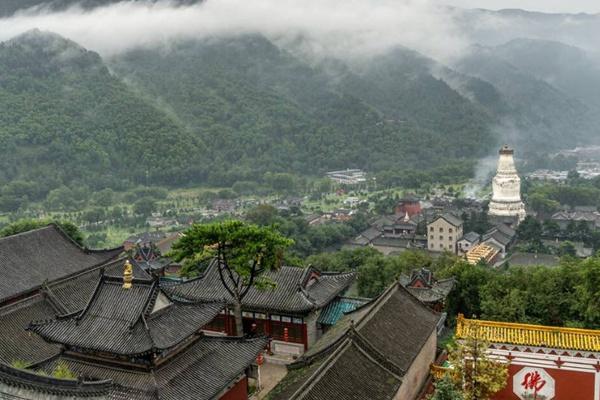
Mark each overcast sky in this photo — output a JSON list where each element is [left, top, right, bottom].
[[441, 0, 600, 14]]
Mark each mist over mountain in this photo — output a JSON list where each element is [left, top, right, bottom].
[[0, 0, 599, 200]]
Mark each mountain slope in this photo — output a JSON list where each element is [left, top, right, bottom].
[[492, 38, 600, 108], [0, 30, 206, 197], [453, 44, 600, 151], [110, 35, 495, 184]]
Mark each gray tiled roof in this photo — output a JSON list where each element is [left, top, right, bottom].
[[405, 279, 455, 304], [0, 295, 60, 365], [435, 213, 463, 228], [30, 276, 225, 356], [460, 231, 480, 243], [38, 336, 267, 400], [0, 362, 112, 398], [166, 264, 355, 315], [0, 224, 122, 303], [0, 259, 149, 365], [267, 281, 440, 400]]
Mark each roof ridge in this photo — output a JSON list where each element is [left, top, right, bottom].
[[350, 328, 405, 378], [288, 338, 353, 400]]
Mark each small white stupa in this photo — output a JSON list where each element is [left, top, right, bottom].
[[488, 145, 526, 224]]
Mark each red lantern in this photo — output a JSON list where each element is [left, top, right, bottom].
[[284, 327, 289, 342], [256, 352, 264, 366]]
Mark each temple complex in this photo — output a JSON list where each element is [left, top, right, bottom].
[[488, 145, 527, 226], [266, 280, 442, 400], [455, 314, 600, 400], [26, 262, 266, 400], [166, 263, 356, 356]]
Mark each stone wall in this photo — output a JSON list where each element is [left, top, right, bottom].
[[393, 329, 437, 400]]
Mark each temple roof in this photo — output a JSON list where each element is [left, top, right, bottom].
[[267, 281, 440, 400], [36, 336, 267, 400], [166, 264, 355, 315], [0, 362, 112, 398], [403, 280, 455, 304], [0, 258, 149, 365], [30, 274, 225, 357], [0, 224, 123, 303], [456, 314, 600, 352]]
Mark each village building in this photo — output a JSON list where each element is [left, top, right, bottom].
[[266, 280, 441, 400], [427, 213, 464, 254], [550, 210, 600, 230], [465, 242, 502, 265], [399, 268, 455, 312], [457, 231, 480, 255], [123, 231, 167, 252], [382, 213, 418, 237], [454, 314, 600, 400], [482, 224, 517, 258], [325, 169, 367, 185], [394, 195, 422, 217], [488, 145, 527, 226], [166, 264, 356, 356], [27, 263, 266, 400]]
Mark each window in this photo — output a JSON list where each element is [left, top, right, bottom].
[[430, 243, 434, 248], [449, 228, 453, 233], [439, 227, 444, 233], [439, 236, 443, 240], [430, 226, 434, 232], [449, 236, 453, 241], [449, 245, 453, 250], [439, 243, 444, 248], [270, 315, 281, 322], [430, 235, 433, 240]]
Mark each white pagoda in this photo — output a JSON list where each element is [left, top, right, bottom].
[[488, 145, 526, 224]]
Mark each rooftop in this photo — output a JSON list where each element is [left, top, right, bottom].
[[267, 281, 440, 400], [0, 224, 122, 303], [0, 258, 148, 365], [166, 263, 355, 315], [29, 271, 224, 357], [456, 314, 600, 352], [0, 362, 112, 398], [36, 335, 267, 400]]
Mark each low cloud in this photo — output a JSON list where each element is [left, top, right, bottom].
[[0, 0, 469, 61]]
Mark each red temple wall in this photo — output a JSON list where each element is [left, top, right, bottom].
[[219, 376, 248, 400], [395, 202, 421, 217], [492, 364, 596, 400]]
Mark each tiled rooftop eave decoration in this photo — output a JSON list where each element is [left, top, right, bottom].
[[456, 314, 600, 352]]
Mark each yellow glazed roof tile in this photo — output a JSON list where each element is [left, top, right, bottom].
[[456, 314, 600, 352]]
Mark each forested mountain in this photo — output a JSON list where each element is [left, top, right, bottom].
[[0, 30, 206, 209], [1, 3, 600, 207], [109, 35, 494, 185]]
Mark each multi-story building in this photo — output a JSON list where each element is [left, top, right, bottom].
[[427, 214, 463, 254]]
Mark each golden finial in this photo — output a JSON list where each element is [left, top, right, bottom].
[[123, 260, 133, 289]]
